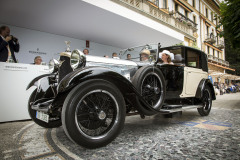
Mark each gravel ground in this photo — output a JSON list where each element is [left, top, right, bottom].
[[0, 93, 239, 160], [55, 108, 240, 160]]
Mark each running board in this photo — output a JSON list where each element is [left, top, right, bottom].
[[160, 105, 202, 113]]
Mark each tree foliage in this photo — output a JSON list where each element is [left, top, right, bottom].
[[225, 39, 240, 76], [219, 0, 240, 49], [218, 0, 240, 76]]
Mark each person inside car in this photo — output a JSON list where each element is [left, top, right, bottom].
[[112, 52, 120, 59], [140, 49, 150, 62], [127, 54, 131, 60], [159, 50, 174, 64]]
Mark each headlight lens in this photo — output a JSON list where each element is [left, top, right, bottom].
[[71, 49, 86, 69], [49, 59, 60, 73]]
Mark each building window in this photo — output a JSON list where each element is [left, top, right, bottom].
[[206, 25, 209, 35], [207, 46, 210, 54], [162, 0, 167, 9], [192, 0, 195, 8], [211, 29, 214, 38], [185, 10, 188, 18], [193, 15, 196, 23], [213, 49, 215, 57], [175, 3, 178, 11], [206, 8, 208, 18], [211, 12, 214, 22], [149, 0, 159, 7]]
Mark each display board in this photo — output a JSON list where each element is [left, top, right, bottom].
[[0, 62, 50, 122]]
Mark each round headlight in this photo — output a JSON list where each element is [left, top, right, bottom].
[[49, 59, 60, 73], [70, 49, 86, 69]]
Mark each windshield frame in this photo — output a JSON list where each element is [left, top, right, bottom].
[[119, 44, 160, 63]]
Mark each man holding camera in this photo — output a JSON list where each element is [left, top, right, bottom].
[[0, 25, 20, 63]]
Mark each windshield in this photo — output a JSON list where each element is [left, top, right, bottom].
[[119, 44, 158, 63]]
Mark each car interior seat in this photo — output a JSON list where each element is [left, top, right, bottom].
[[172, 54, 184, 66]]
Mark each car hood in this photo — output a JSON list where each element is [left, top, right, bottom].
[[85, 55, 138, 80], [86, 55, 138, 67]]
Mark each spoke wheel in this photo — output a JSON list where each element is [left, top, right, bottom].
[[75, 90, 118, 139], [132, 66, 165, 116], [141, 72, 163, 108], [62, 79, 125, 148], [198, 86, 212, 116]]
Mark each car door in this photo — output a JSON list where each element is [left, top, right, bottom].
[[159, 65, 184, 99], [182, 48, 208, 97]]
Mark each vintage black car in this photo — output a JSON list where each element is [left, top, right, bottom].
[[27, 43, 215, 148]]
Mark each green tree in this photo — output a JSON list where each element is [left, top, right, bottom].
[[225, 39, 240, 76], [218, 0, 240, 76], [219, 0, 240, 49]]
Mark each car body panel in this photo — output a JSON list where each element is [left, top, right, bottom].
[[181, 67, 208, 97], [158, 64, 184, 99], [86, 55, 138, 80], [196, 79, 216, 100], [57, 66, 136, 94], [26, 73, 53, 90], [56, 66, 159, 113]]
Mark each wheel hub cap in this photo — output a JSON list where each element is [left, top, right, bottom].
[[154, 87, 160, 94], [98, 111, 106, 120], [146, 85, 160, 94]]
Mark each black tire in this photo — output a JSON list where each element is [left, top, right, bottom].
[[62, 79, 126, 149], [197, 86, 212, 116], [28, 89, 62, 128], [132, 66, 166, 115]]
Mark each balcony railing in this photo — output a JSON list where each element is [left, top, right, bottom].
[[208, 54, 213, 60], [213, 56, 218, 62], [207, 54, 229, 67], [112, 0, 197, 38], [216, 40, 224, 49], [174, 11, 197, 28], [148, 0, 160, 7], [204, 33, 216, 44]]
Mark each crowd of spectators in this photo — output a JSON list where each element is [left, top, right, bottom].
[[214, 82, 240, 95]]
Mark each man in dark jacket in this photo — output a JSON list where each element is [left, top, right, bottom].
[[0, 25, 20, 63]]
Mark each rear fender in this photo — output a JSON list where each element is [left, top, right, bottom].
[[195, 79, 216, 100]]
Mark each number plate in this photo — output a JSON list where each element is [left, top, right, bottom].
[[36, 111, 49, 123]]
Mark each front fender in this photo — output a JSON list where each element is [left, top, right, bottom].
[[195, 79, 216, 100], [26, 73, 53, 90], [56, 66, 162, 115], [57, 66, 135, 94]]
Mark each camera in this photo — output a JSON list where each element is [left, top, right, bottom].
[[11, 35, 18, 42]]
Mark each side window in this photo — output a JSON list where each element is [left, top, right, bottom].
[[159, 47, 184, 66], [186, 49, 200, 68], [170, 48, 184, 65]]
